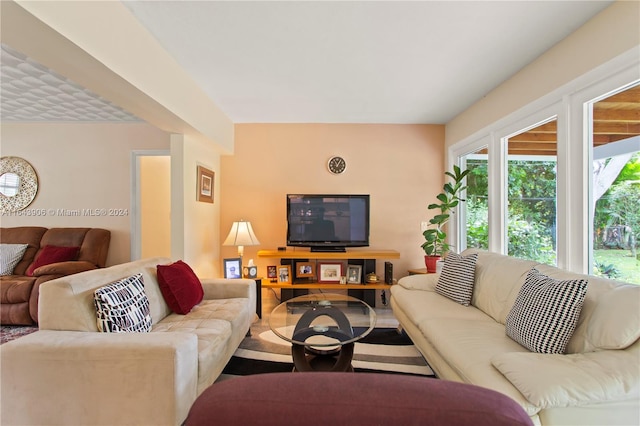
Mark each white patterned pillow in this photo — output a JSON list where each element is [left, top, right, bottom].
[[506, 268, 587, 354], [0, 243, 29, 276], [94, 273, 152, 333], [435, 252, 478, 306]]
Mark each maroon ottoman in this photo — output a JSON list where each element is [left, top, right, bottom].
[[186, 372, 533, 426]]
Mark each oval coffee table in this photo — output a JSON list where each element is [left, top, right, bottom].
[[269, 293, 377, 372]]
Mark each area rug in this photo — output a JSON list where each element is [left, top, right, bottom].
[[0, 325, 38, 345], [222, 325, 435, 377]]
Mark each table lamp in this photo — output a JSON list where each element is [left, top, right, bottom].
[[223, 220, 260, 258]]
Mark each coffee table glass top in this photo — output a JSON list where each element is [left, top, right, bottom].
[[269, 293, 376, 347]]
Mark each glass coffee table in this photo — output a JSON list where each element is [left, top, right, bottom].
[[269, 293, 376, 372]]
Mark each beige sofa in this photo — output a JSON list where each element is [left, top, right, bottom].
[[0, 257, 256, 426], [390, 249, 640, 426]]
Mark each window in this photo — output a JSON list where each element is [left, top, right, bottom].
[[463, 148, 489, 250], [506, 119, 558, 265], [589, 84, 640, 284]]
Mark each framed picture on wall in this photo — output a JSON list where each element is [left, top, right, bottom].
[[223, 258, 241, 279], [197, 165, 214, 203]]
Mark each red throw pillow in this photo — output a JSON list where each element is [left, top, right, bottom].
[[157, 260, 204, 314], [26, 245, 80, 276]]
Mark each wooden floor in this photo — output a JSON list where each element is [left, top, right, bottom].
[[256, 287, 399, 328]]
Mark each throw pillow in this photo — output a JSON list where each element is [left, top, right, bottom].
[[505, 268, 588, 354], [0, 243, 29, 275], [26, 245, 80, 276], [94, 273, 152, 333], [435, 252, 479, 306], [157, 260, 204, 314]]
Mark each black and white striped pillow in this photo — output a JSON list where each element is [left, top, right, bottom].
[[0, 243, 28, 276], [435, 252, 478, 306], [94, 273, 152, 333], [506, 268, 587, 354]]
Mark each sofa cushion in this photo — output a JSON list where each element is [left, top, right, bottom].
[[491, 341, 640, 409], [435, 252, 478, 306], [157, 260, 204, 314], [94, 273, 152, 333], [535, 264, 640, 353], [0, 243, 28, 275], [463, 248, 538, 324], [505, 268, 587, 354], [418, 317, 537, 416], [26, 245, 80, 276]]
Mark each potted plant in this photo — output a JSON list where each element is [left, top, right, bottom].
[[421, 165, 470, 272]]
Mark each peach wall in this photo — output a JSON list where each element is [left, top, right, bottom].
[[220, 123, 444, 279], [0, 122, 170, 266]]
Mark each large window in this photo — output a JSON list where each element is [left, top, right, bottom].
[[464, 148, 489, 250], [506, 120, 558, 265], [590, 84, 640, 284], [451, 50, 639, 285]]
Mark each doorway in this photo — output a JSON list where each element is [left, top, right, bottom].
[[131, 150, 171, 260]]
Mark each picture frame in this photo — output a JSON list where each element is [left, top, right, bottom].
[[347, 264, 362, 284], [317, 262, 343, 283], [223, 258, 241, 279], [267, 265, 277, 279], [295, 261, 314, 278], [196, 165, 214, 203], [277, 265, 292, 284]]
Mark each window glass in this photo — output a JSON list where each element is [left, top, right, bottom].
[[591, 84, 640, 284], [507, 120, 558, 265], [464, 148, 489, 250]]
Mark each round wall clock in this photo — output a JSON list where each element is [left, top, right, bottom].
[[327, 156, 346, 174]]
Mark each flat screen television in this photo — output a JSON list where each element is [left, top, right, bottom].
[[286, 194, 370, 252]]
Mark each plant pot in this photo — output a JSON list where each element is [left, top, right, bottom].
[[436, 259, 445, 274], [424, 255, 441, 273]]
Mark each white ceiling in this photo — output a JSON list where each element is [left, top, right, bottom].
[[1, 1, 613, 124]]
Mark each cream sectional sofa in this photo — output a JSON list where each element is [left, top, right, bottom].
[[1, 257, 256, 426], [390, 249, 640, 426]]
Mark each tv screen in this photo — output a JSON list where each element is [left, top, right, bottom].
[[286, 194, 370, 252]]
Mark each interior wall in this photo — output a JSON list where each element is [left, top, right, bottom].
[[446, 0, 640, 147], [0, 122, 170, 266], [171, 134, 222, 278], [140, 155, 171, 259], [220, 123, 444, 279]]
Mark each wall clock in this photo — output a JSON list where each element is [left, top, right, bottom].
[[327, 156, 346, 174]]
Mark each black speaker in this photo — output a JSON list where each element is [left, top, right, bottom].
[[384, 261, 393, 284]]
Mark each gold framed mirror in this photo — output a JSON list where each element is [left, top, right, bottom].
[[0, 156, 38, 213]]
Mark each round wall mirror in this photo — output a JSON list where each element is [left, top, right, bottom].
[[0, 156, 38, 213]]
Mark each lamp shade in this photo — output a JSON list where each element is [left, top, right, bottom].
[[223, 221, 260, 247]]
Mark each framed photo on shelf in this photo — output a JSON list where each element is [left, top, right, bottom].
[[267, 265, 278, 281], [295, 261, 314, 278], [347, 264, 362, 284], [223, 258, 241, 279], [196, 165, 214, 203], [277, 265, 292, 284], [317, 262, 343, 283]]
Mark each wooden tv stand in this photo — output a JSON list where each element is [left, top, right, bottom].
[[257, 248, 400, 314]]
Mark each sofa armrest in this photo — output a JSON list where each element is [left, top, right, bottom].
[[32, 260, 98, 276], [0, 330, 199, 426], [491, 343, 640, 409], [397, 273, 439, 291], [200, 278, 255, 300]]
